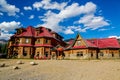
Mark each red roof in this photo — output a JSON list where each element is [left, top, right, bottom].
[[14, 26, 35, 37], [87, 38, 120, 48], [67, 39, 97, 49], [71, 40, 97, 49], [69, 37, 120, 49], [36, 27, 53, 38], [14, 26, 54, 38], [68, 39, 74, 45], [85, 40, 97, 48]]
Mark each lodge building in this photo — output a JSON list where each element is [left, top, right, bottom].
[[7, 26, 120, 59]]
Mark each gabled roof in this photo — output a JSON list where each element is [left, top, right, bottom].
[[71, 33, 87, 47], [67, 33, 88, 49], [14, 26, 35, 37], [66, 34, 120, 50]]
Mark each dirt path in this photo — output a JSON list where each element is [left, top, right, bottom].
[[0, 59, 120, 80]]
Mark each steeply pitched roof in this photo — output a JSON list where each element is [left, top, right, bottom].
[[14, 26, 35, 37], [67, 34, 97, 49], [36, 27, 53, 38], [67, 34, 120, 49]]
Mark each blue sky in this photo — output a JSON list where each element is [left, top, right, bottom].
[[0, 0, 120, 40]]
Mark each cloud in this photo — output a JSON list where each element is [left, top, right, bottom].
[[108, 36, 120, 39], [63, 26, 87, 34], [33, 0, 67, 11], [78, 14, 110, 30], [0, 21, 21, 32], [33, 2, 43, 11], [0, 12, 3, 16], [0, 21, 21, 40], [0, 32, 13, 40], [34, 1, 109, 34], [98, 28, 108, 31], [64, 28, 74, 34], [0, 0, 20, 16], [58, 2, 96, 19], [40, 10, 62, 32], [29, 15, 34, 19], [20, 12, 24, 16], [24, 6, 32, 10]]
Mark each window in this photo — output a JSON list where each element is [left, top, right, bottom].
[[25, 38, 29, 43], [45, 39, 49, 43], [100, 52, 104, 56], [91, 53, 93, 57], [15, 39, 20, 44], [45, 52, 48, 57], [13, 51, 18, 57], [37, 39, 40, 43], [20, 39, 22, 43], [23, 51, 27, 56], [36, 52, 39, 57], [111, 52, 114, 57], [77, 40, 81, 45], [76, 52, 83, 57]]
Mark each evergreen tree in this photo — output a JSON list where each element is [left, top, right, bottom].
[[0, 43, 8, 54]]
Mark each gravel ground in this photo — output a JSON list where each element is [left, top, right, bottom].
[[0, 59, 120, 80]]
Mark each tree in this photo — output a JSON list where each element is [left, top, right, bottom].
[[0, 43, 8, 54]]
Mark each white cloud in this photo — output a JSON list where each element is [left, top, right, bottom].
[[33, 2, 43, 11], [43, 1, 67, 10], [29, 15, 34, 19], [0, 0, 20, 16], [0, 21, 21, 32], [0, 21, 21, 40], [35, 1, 109, 34], [0, 31, 13, 40], [58, 2, 96, 19], [40, 10, 62, 32], [33, 0, 67, 11], [108, 36, 120, 39], [64, 26, 87, 34], [24, 6, 32, 10], [78, 14, 109, 30], [64, 28, 74, 34]]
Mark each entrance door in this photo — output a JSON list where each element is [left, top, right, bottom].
[[45, 52, 48, 58]]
